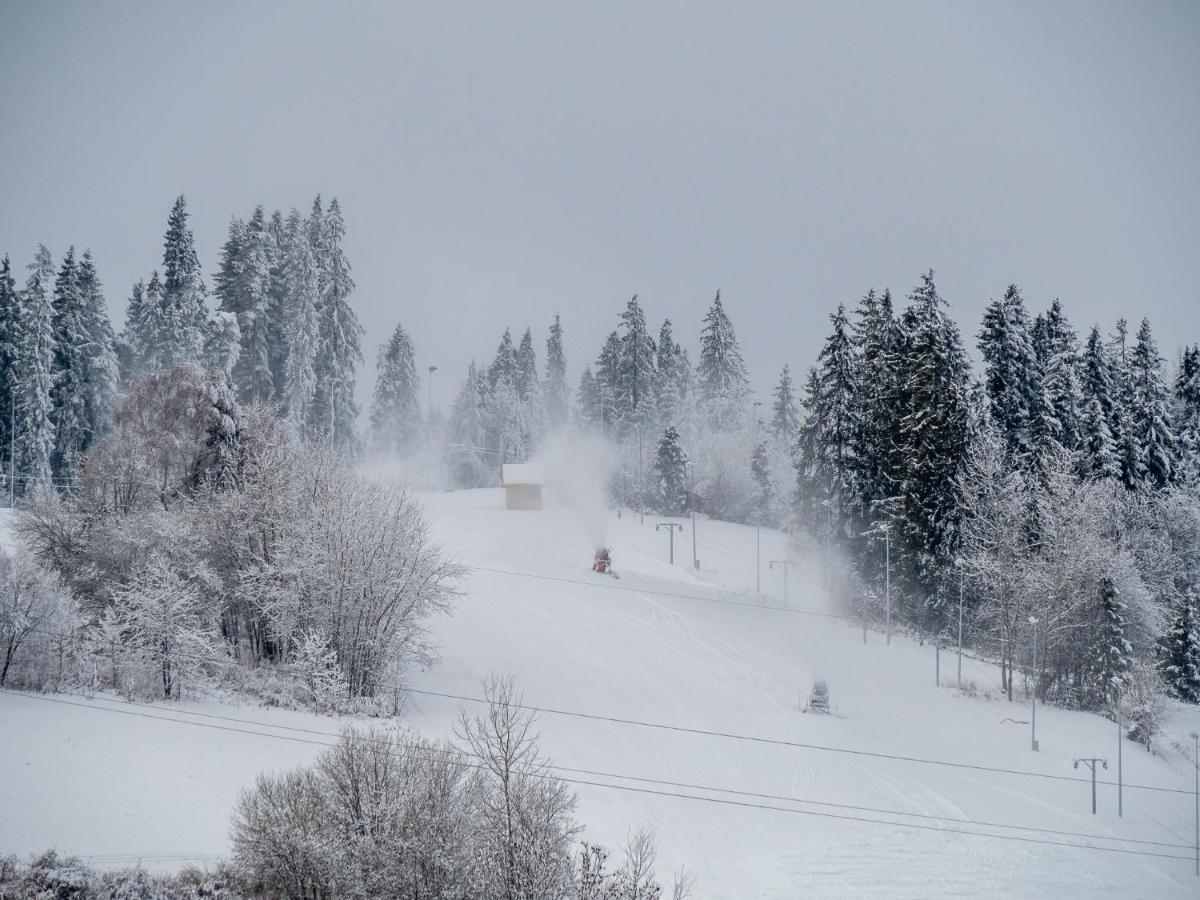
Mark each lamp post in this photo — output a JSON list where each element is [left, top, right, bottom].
[[687, 462, 698, 569], [656, 522, 683, 565], [954, 558, 965, 690], [885, 525, 891, 646], [1073, 758, 1108, 814], [769, 560, 797, 608], [427, 365, 438, 421], [1029, 616, 1039, 752]]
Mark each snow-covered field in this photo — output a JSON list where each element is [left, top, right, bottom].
[[3, 493, 1200, 897]]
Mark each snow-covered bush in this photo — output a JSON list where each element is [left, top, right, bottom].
[[232, 677, 691, 900], [106, 555, 223, 699], [0, 850, 246, 899], [0, 546, 77, 689]]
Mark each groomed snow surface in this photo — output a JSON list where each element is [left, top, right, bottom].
[[4, 491, 1200, 897]]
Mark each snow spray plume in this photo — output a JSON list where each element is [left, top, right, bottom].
[[534, 431, 615, 549]]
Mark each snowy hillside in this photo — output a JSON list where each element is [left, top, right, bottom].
[[3, 493, 1200, 897]]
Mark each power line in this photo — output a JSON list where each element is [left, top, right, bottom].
[[19, 625, 1190, 797], [1, 689, 1190, 862], [33, 690, 1194, 852]]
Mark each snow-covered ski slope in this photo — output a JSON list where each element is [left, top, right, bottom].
[[4, 492, 1200, 897]]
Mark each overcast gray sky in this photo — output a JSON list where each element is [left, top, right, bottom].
[[2, 0, 1198, 412]]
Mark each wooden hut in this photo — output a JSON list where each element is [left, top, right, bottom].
[[501, 463, 544, 510]]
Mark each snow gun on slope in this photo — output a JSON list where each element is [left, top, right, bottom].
[[592, 546, 618, 578]]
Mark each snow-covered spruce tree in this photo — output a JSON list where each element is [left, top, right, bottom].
[[848, 288, 908, 547], [309, 197, 363, 451], [487, 327, 518, 389], [593, 330, 622, 435], [516, 326, 545, 447], [49, 247, 90, 484], [1159, 589, 1200, 702], [447, 360, 494, 487], [544, 312, 570, 429], [369, 322, 421, 454], [159, 195, 210, 367], [978, 285, 1040, 466], [1036, 300, 1083, 458], [265, 208, 291, 399], [1176, 344, 1200, 484], [769, 364, 799, 441], [654, 318, 683, 429], [895, 271, 972, 613], [281, 208, 319, 432], [203, 309, 241, 375], [617, 295, 657, 435], [1108, 319, 1144, 489], [696, 290, 749, 431], [75, 250, 118, 459], [15, 246, 56, 492], [0, 256, 20, 474], [1078, 326, 1122, 482], [483, 328, 528, 463], [1077, 575, 1132, 710], [575, 366, 601, 430], [217, 207, 276, 403], [1128, 318, 1178, 489], [652, 425, 688, 515], [796, 304, 858, 542], [750, 438, 777, 526]]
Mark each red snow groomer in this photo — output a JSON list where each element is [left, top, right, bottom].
[[592, 546, 615, 577]]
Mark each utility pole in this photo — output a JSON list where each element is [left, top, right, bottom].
[[769, 560, 796, 608], [427, 365, 438, 421], [688, 462, 698, 570], [756, 527, 761, 593], [1116, 694, 1123, 817], [935, 638, 941, 686], [1192, 732, 1199, 876], [656, 522, 682, 565], [1029, 616, 1039, 752], [1073, 758, 1108, 814]]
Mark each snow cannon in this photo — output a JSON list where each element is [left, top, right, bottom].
[[592, 547, 616, 577], [803, 679, 832, 714]]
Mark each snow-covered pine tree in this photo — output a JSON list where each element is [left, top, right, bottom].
[[160, 195, 210, 367], [1078, 326, 1122, 481], [849, 287, 908, 538], [218, 207, 276, 402], [654, 318, 687, 429], [1175, 344, 1200, 484], [800, 304, 859, 540], [203, 310, 241, 375], [618, 295, 657, 433], [516, 327, 545, 448], [543, 313, 569, 429], [697, 290, 749, 430], [769, 364, 799, 441], [515, 327, 538, 402], [0, 256, 20, 475], [1108, 319, 1143, 489], [369, 323, 421, 454], [310, 198, 363, 451], [49, 247, 89, 484], [896, 270, 972, 607], [117, 279, 146, 378], [487, 328, 518, 390], [15, 246, 56, 491], [75, 249, 118, 454], [282, 208, 319, 432], [265, 208, 291, 399], [1037, 300, 1083, 456], [977, 285, 1040, 465], [594, 330, 622, 435], [750, 438, 775, 525], [1159, 589, 1200, 702], [575, 366, 600, 430], [652, 425, 688, 515], [447, 361, 493, 486], [1079, 575, 1132, 710], [1128, 318, 1178, 489]]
